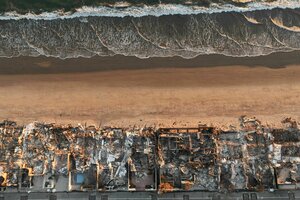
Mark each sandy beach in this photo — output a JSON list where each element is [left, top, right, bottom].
[[0, 52, 299, 127]]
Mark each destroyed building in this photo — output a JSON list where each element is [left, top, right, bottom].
[[269, 118, 300, 190], [127, 128, 157, 191], [219, 117, 274, 192], [0, 121, 23, 187], [97, 128, 128, 191], [158, 127, 219, 192], [96, 127, 157, 191], [0, 117, 299, 193], [68, 125, 97, 191]]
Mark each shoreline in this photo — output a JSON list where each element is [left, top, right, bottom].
[[0, 51, 299, 75]]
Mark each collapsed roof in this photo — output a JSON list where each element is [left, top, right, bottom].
[[0, 117, 299, 192]]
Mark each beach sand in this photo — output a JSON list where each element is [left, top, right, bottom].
[[0, 52, 299, 127]]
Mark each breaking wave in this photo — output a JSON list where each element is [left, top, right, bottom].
[[0, 5, 300, 59], [270, 17, 300, 32], [1, 1, 300, 20]]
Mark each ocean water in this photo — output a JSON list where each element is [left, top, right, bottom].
[[0, 1, 300, 59]]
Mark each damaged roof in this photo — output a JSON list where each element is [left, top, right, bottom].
[[0, 117, 299, 193]]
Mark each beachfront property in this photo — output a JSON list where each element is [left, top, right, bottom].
[[158, 127, 219, 192], [0, 117, 299, 193], [0, 122, 158, 193]]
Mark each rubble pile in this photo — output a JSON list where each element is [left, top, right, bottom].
[[0, 121, 22, 187], [219, 116, 274, 192], [158, 127, 218, 192], [97, 128, 127, 191], [127, 128, 156, 191], [269, 118, 300, 189], [0, 117, 299, 193]]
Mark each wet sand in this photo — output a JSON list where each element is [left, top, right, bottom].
[[0, 53, 299, 127]]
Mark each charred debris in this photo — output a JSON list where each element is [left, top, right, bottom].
[[0, 117, 299, 193]]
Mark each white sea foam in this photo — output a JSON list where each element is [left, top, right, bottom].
[[0, 1, 299, 20]]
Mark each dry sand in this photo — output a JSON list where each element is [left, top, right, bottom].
[[0, 53, 299, 127]]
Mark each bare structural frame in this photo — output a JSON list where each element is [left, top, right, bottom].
[[0, 116, 299, 193]]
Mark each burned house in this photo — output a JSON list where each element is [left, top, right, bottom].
[[218, 130, 247, 191], [97, 128, 128, 191], [68, 125, 97, 191], [127, 128, 157, 191], [20, 123, 70, 191], [244, 130, 274, 191], [0, 121, 23, 187], [0, 117, 299, 193], [96, 127, 157, 191], [47, 125, 70, 176], [42, 125, 71, 191], [21, 123, 49, 176], [218, 131, 275, 191], [218, 117, 275, 191], [269, 122, 300, 190], [158, 127, 219, 192]]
